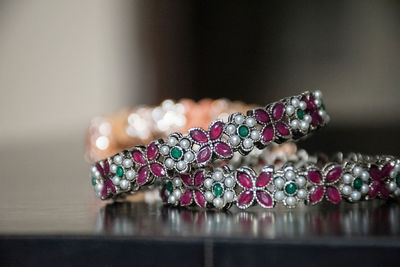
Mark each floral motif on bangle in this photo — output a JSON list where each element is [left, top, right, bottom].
[[388, 162, 400, 197], [307, 164, 343, 205], [91, 159, 116, 199], [160, 177, 183, 205], [235, 166, 274, 209], [179, 170, 207, 207], [224, 113, 260, 155], [188, 120, 233, 166], [202, 168, 236, 209], [130, 141, 166, 186], [108, 152, 136, 192], [272, 166, 307, 207], [285, 90, 329, 132], [368, 162, 394, 199], [159, 133, 196, 173], [252, 102, 291, 146], [341, 165, 370, 202]]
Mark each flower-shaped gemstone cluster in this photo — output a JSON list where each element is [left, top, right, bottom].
[[224, 113, 260, 155], [272, 166, 307, 207], [341, 165, 370, 202], [368, 162, 396, 199], [202, 168, 236, 209], [108, 152, 137, 191], [388, 162, 400, 197], [91, 159, 116, 199]]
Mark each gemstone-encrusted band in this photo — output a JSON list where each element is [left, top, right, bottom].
[[159, 153, 400, 209], [90, 90, 329, 200]]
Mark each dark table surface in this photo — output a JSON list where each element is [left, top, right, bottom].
[[1, 127, 400, 266]]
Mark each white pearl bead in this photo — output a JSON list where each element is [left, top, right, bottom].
[[180, 138, 190, 149], [290, 119, 299, 129], [394, 164, 400, 172], [95, 183, 103, 193], [176, 161, 186, 171], [297, 189, 307, 199], [168, 195, 176, 204], [304, 114, 312, 123], [299, 101, 307, 110], [395, 188, 400, 196], [361, 184, 369, 194], [343, 173, 353, 184], [173, 177, 182, 187], [126, 170, 135, 180], [351, 191, 361, 201], [291, 98, 300, 107], [229, 135, 241, 146], [361, 171, 370, 181], [318, 110, 326, 118], [388, 181, 397, 192], [226, 124, 236, 134], [245, 117, 256, 127], [91, 166, 97, 174], [286, 196, 296, 206], [250, 130, 260, 140], [213, 197, 224, 208], [160, 145, 170, 155], [173, 189, 182, 199], [300, 121, 309, 131], [110, 164, 117, 173], [94, 170, 101, 178], [120, 180, 129, 190], [353, 166, 362, 176], [285, 170, 295, 180], [168, 136, 178, 146], [113, 155, 122, 165], [243, 138, 253, 149], [96, 191, 102, 198], [342, 185, 352, 195], [112, 176, 120, 185], [234, 114, 245, 124], [123, 159, 133, 168], [224, 190, 234, 202], [274, 191, 285, 201], [204, 178, 213, 188], [285, 105, 295, 116], [184, 151, 194, 162], [314, 90, 322, 99], [213, 171, 223, 181], [165, 158, 175, 169], [325, 115, 330, 123], [274, 177, 285, 189], [390, 170, 396, 178], [205, 191, 214, 202], [314, 98, 321, 107], [296, 176, 306, 187], [224, 177, 234, 188]]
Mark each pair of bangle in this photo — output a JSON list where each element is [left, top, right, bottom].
[[89, 90, 400, 210]]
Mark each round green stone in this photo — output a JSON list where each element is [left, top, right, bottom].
[[238, 125, 249, 138], [353, 177, 363, 190], [396, 174, 400, 187], [116, 166, 124, 177], [213, 183, 223, 196], [91, 176, 96, 186], [166, 181, 173, 193], [285, 182, 298, 195], [170, 146, 183, 159], [296, 109, 304, 120], [321, 103, 326, 110]]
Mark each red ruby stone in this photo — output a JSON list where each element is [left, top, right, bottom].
[[132, 150, 146, 165], [261, 126, 274, 143], [190, 129, 208, 143], [147, 142, 159, 161], [101, 178, 116, 198], [194, 190, 206, 207], [326, 166, 342, 183], [256, 172, 271, 187], [237, 171, 253, 189], [272, 103, 285, 120], [256, 190, 273, 207], [180, 190, 193, 206], [102, 160, 110, 175], [137, 166, 149, 185], [309, 185, 324, 204], [254, 109, 270, 124], [209, 121, 224, 140], [237, 190, 254, 207], [194, 170, 205, 187], [302, 95, 317, 112], [197, 146, 212, 163], [310, 110, 323, 126], [275, 122, 290, 137], [326, 186, 341, 204], [150, 163, 166, 177], [180, 173, 193, 187], [382, 163, 394, 178], [96, 162, 105, 178], [214, 142, 233, 157], [308, 170, 322, 184]]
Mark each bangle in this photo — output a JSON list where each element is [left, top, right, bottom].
[[160, 152, 400, 209], [90, 90, 329, 200]]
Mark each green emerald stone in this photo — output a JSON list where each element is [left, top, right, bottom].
[[285, 182, 297, 195], [91, 176, 96, 186], [396, 174, 400, 187], [238, 125, 250, 138], [170, 146, 183, 159], [116, 166, 124, 177], [353, 177, 363, 190], [166, 181, 173, 193], [296, 109, 304, 120], [321, 103, 326, 110], [213, 183, 223, 196]]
